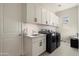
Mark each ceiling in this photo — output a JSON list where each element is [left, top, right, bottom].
[[38, 3, 78, 13]]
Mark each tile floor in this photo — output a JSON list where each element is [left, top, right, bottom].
[[41, 41, 79, 56]]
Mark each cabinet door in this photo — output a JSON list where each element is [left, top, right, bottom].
[[35, 6, 42, 24], [42, 37, 46, 52], [32, 37, 46, 56], [50, 13, 54, 25], [32, 38, 40, 56], [3, 4, 22, 56], [46, 11, 50, 25], [32, 41, 39, 56], [39, 37, 46, 54], [50, 13, 59, 26], [21, 4, 26, 23], [41, 8, 47, 24], [26, 4, 35, 23], [53, 15, 59, 26]]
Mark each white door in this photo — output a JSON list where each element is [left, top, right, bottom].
[[0, 4, 4, 56], [3, 4, 22, 56], [78, 6, 79, 33]]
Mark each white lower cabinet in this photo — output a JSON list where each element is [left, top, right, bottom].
[[24, 36, 46, 56]]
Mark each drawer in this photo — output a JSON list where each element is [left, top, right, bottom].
[[39, 39, 46, 53], [32, 38, 40, 43], [32, 36, 46, 43]]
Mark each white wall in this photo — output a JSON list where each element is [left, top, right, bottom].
[[39, 25, 58, 32], [23, 23, 40, 36], [56, 6, 78, 42], [22, 23, 57, 36]]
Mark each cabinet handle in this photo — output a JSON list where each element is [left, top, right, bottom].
[[52, 22, 54, 25], [34, 18, 37, 22], [39, 40, 42, 46], [46, 21, 48, 24]]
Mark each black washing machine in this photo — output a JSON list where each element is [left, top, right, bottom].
[[39, 30, 61, 53], [46, 32, 60, 53], [46, 33, 56, 53], [56, 32, 61, 48]]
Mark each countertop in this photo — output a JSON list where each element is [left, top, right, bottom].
[[23, 34, 46, 38]]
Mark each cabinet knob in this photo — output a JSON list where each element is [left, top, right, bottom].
[[46, 21, 48, 24], [34, 18, 37, 22], [19, 34, 22, 36], [52, 22, 54, 25]]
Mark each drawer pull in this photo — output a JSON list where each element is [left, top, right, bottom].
[[39, 40, 42, 46]]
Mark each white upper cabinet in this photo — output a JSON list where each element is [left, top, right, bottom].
[[50, 12, 59, 26], [35, 6, 42, 24], [41, 8, 47, 24], [53, 15, 59, 26], [25, 4, 59, 26], [26, 4, 42, 24], [46, 11, 50, 25], [50, 12, 54, 25], [26, 4, 35, 23], [41, 8, 59, 26]]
